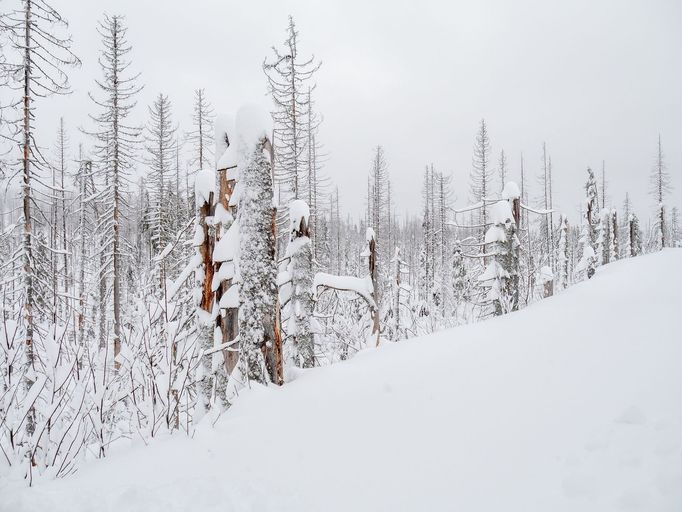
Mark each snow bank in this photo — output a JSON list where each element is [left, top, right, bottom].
[[6, 251, 682, 512]]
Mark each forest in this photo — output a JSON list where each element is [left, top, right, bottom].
[[0, 0, 679, 493]]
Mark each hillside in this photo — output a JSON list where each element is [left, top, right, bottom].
[[3, 250, 681, 512]]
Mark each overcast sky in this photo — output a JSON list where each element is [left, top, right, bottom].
[[17, 0, 682, 223]]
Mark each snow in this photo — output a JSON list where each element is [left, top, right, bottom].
[[5, 251, 682, 512], [313, 272, 376, 308], [577, 245, 597, 272], [288, 199, 310, 233], [490, 199, 513, 225], [213, 222, 239, 263], [365, 227, 375, 243], [194, 168, 214, 206], [502, 181, 520, 200], [218, 285, 240, 309], [484, 225, 506, 244], [235, 103, 272, 155], [215, 115, 237, 172], [539, 265, 554, 283]]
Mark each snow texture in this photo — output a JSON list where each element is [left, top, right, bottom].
[[539, 265, 554, 283], [288, 199, 310, 233], [215, 115, 237, 171], [313, 272, 376, 308], [490, 199, 513, 225], [213, 221, 239, 263], [235, 103, 272, 157], [5, 251, 682, 512], [502, 181, 521, 200], [194, 168, 215, 206]]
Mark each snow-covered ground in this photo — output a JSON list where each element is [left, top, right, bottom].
[[3, 251, 681, 512]]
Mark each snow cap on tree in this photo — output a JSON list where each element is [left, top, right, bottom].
[[539, 266, 554, 284], [215, 114, 236, 171], [289, 199, 310, 234], [235, 104, 273, 160], [502, 181, 521, 201]]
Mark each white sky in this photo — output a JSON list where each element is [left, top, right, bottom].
[[12, 0, 682, 223]]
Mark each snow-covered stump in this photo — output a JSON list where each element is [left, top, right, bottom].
[[213, 116, 240, 379], [193, 168, 219, 412]]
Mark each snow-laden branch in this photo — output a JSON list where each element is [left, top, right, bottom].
[[313, 272, 377, 310]]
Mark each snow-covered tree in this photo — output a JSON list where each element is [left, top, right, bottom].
[[479, 183, 521, 315], [557, 214, 569, 289], [650, 135, 671, 250], [671, 207, 680, 247], [281, 199, 315, 367], [237, 108, 278, 386], [451, 241, 468, 313], [577, 168, 599, 279], [628, 213, 643, 257], [0, 0, 79, 457]]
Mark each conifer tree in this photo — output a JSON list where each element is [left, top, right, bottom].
[[238, 122, 277, 385], [578, 168, 599, 279], [283, 200, 315, 368]]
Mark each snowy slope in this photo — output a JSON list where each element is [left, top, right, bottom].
[[3, 250, 682, 512]]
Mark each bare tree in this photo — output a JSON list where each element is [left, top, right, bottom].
[[87, 14, 142, 363], [187, 88, 214, 170], [650, 134, 671, 249], [369, 145, 389, 276], [2, 0, 79, 434], [470, 119, 493, 242], [498, 149, 507, 193], [264, 15, 320, 199], [145, 93, 177, 256]]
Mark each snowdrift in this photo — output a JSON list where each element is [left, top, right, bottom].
[[3, 250, 682, 512]]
